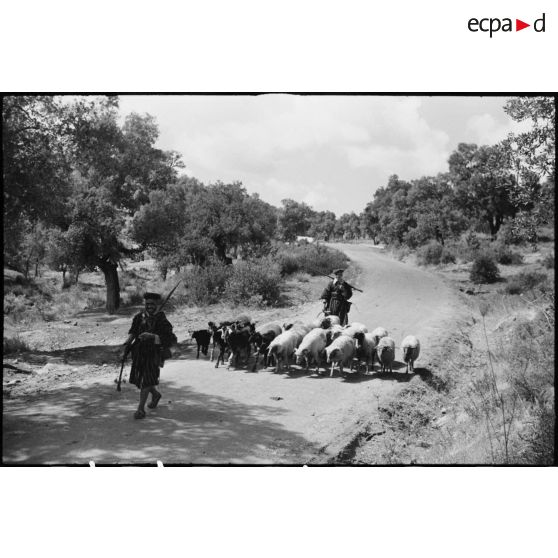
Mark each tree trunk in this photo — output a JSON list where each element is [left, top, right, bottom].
[[436, 227, 445, 246], [214, 242, 228, 262], [487, 214, 505, 238], [99, 260, 120, 314]]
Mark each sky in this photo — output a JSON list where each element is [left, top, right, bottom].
[[118, 95, 533, 216]]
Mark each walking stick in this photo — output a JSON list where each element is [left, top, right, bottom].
[[116, 345, 131, 392]]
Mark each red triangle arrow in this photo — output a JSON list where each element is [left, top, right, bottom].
[[516, 19, 530, 31]]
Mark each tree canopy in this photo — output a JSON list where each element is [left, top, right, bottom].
[[3, 95, 183, 312], [133, 178, 278, 273]]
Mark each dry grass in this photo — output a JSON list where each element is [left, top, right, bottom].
[[440, 288, 554, 464], [348, 234, 555, 465], [3, 334, 32, 354]]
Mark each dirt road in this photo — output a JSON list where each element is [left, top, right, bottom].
[[3, 244, 460, 464]]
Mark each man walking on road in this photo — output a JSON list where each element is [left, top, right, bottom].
[[123, 292, 176, 419], [320, 268, 353, 326]]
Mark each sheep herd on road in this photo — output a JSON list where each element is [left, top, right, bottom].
[[190, 314, 421, 377]]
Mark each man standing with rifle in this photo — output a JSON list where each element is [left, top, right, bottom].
[[121, 291, 177, 420], [320, 268, 354, 326]]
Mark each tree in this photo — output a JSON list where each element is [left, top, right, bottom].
[[193, 182, 277, 261], [337, 212, 361, 240], [449, 143, 517, 237], [278, 199, 315, 241], [360, 203, 380, 244], [44, 227, 78, 287], [308, 211, 337, 241], [501, 97, 555, 245], [133, 180, 278, 273], [370, 175, 414, 244], [64, 181, 127, 309], [406, 174, 467, 246], [117, 113, 184, 210], [21, 221, 50, 279], [503, 96, 555, 179], [3, 96, 184, 312], [2, 96, 73, 267], [132, 177, 213, 274]]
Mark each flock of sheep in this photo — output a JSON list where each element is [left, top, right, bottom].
[[191, 314, 421, 377]]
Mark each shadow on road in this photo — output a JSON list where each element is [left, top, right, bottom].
[[3, 376, 318, 465], [17, 345, 121, 367], [74, 305, 141, 321], [14, 337, 202, 369]]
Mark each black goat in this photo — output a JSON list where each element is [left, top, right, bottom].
[[249, 322, 282, 371], [226, 325, 252, 369], [208, 321, 230, 367], [191, 329, 211, 359]]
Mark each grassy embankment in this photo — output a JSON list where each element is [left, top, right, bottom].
[[333, 229, 555, 465]]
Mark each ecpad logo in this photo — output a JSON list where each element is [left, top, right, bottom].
[[468, 13, 546, 37]]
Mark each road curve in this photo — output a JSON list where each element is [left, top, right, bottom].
[[3, 244, 459, 464]]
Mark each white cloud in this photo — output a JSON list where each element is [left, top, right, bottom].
[[465, 113, 533, 146], [117, 95, 534, 215], [301, 188, 331, 212]]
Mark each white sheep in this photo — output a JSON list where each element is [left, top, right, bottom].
[[370, 326, 389, 345], [354, 332, 377, 374], [309, 317, 323, 329], [295, 328, 327, 372], [320, 315, 341, 328], [325, 335, 356, 377], [401, 335, 421, 373], [376, 336, 396, 373], [325, 324, 345, 346], [268, 328, 306, 372], [282, 321, 312, 336], [342, 322, 368, 338], [295, 322, 313, 336]]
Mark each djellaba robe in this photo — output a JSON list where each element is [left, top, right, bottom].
[[128, 311, 176, 389], [320, 280, 353, 326]]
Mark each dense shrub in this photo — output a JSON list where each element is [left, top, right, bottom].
[[181, 257, 283, 306], [182, 261, 232, 305], [450, 232, 493, 264], [504, 271, 548, 295], [470, 253, 500, 284], [276, 252, 301, 275], [497, 221, 523, 245], [403, 229, 422, 250], [4, 293, 29, 317], [416, 242, 443, 266], [440, 248, 457, 264], [542, 253, 554, 269], [276, 244, 348, 276], [224, 258, 282, 306], [394, 245, 412, 261], [491, 243, 524, 265], [518, 403, 555, 464], [465, 231, 482, 251], [3, 334, 31, 354]]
